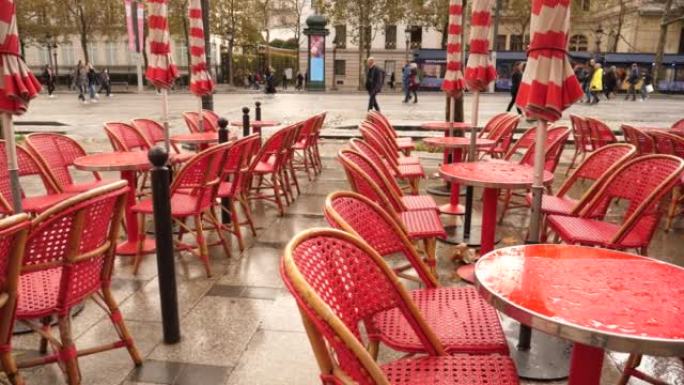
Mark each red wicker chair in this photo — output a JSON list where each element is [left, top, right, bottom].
[[293, 114, 326, 180], [547, 154, 684, 254], [104, 122, 151, 152], [671, 118, 684, 130], [281, 228, 519, 385], [651, 131, 684, 231], [0, 213, 29, 385], [0, 142, 75, 216], [25, 133, 113, 194], [360, 121, 421, 165], [621, 124, 655, 154], [567, 114, 594, 174], [131, 118, 191, 160], [202, 109, 220, 130], [216, 134, 261, 251], [479, 114, 520, 159], [324, 191, 509, 356], [338, 149, 445, 273], [7, 181, 141, 385], [183, 111, 217, 133], [132, 143, 233, 276], [282, 122, 304, 203], [347, 139, 436, 211], [478, 112, 511, 138], [246, 125, 297, 216], [585, 117, 618, 150], [366, 110, 415, 154]]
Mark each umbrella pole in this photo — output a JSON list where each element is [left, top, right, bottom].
[[198, 97, 204, 133], [469, 90, 479, 161], [1, 114, 22, 213], [528, 119, 547, 243], [161, 89, 170, 153]]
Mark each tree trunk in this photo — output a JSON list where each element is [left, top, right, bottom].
[[654, 0, 674, 88], [611, 0, 626, 52], [228, 38, 234, 86], [78, 7, 89, 63]]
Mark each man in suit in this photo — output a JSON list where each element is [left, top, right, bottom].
[[365, 57, 384, 111]]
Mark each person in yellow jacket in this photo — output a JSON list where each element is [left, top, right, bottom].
[[589, 62, 603, 104]]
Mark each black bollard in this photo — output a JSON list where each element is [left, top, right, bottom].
[[217, 118, 232, 225], [242, 107, 250, 137], [255, 101, 262, 121], [149, 147, 181, 344], [463, 187, 474, 239]]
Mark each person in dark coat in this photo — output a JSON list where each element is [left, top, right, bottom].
[[408, 64, 419, 103], [265, 67, 277, 94], [603, 65, 617, 99], [507, 61, 523, 113], [98, 68, 112, 97], [296, 72, 304, 90], [42, 64, 56, 97], [365, 57, 384, 111], [625, 63, 639, 101], [86, 63, 98, 102]]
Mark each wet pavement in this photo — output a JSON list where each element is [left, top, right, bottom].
[[7, 92, 684, 384]]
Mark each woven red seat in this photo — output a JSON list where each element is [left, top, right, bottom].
[[22, 193, 76, 214], [61, 179, 114, 193], [381, 354, 518, 385], [372, 287, 508, 354], [401, 195, 438, 211], [400, 210, 446, 239], [525, 193, 577, 216], [253, 160, 276, 174], [547, 215, 646, 248], [397, 163, 424, 178], [16, 268, 61, 318], [398, 156, 420, 165], [132, 193, 202, 217], [281, 229, 519, 385]]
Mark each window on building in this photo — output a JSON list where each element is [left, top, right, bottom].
[[39, 46, 50, 65], [384, 60, 396, 77], [510, 35, 523, 51], [105, 41, 118, 66], [334, 25, 346, 49], [87, 44, 98, 64], [334, 59, 346, 76], [385, 25, 397, 50], [61, 43, 74, 66], [409, 26, 422, 49], [569, 34, 588, 52], [495, 35, 506, 51]]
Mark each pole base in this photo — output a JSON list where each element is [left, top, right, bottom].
[[501, 315, 572, 381], [439, 203, 465, 216], [427, 184, 451, 196], [438, 224, 501, 247], [117, 238, 157, 256]]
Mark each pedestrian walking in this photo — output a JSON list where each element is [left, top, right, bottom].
[[408, 63, 419, 103], [583, 59, 595, 103], [42, 64, 56, 97], [625, 63, 639, 101], [265, 67, 277, 94], [86, 63, 98, 102], [365, 57, 384, 111], [73, 61, 87, 103], [641, 69, 653, 101], [589, 62, 603, 104], [98, 68, 112, 97], [389, 71, 395, 89], [507, 61, 523, 113], [282, 68, 291, 90], [401, 62, 411, 102], [603, 65, 617, 99], [296, 72, 304, 90]]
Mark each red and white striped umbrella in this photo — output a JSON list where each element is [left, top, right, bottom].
[[464, 0, 496, 92], [515, 0, 583, 122], [145, 0, 179, 89], [441, 0, 465, 97], [0, 0, 41, 115], [188, 0, 214, 97]]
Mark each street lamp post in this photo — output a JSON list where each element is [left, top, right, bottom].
[[595, 24, 604, 56]]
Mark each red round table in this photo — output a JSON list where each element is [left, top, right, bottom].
[[423, 137, 495, 215], [421, 122, 473, 196], [74, 151, 179, 257], [229, 120, 279, 136], [475, 244, 684, 385], [170, 132, 218, 150], [440, 160, 553, 280]]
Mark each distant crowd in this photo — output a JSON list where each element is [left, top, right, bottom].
[[573, 60, 653, 104], [39, 60, 113, 103]]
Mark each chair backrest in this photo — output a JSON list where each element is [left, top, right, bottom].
[[171, 142, 231, 213], [222, 135, 260, 197], [25, 133, 100, 192], [0, 213, 29, 347], [478, 112, 509, 138], [202, 109, 220, 130], [621, 124, 655, 154], [17, 144, 60, 195], [23, 181, 128, 309], [324, 191, 438, 287], [651, 131, 684, 159], [104, 122, 151, 152], [569, 114, 592, 152], [503, 123, 536, 160], [281, 228, 444, 385], [579, 154, 684, 245], [585, 117, 617, 149], [671, 118, 684, 130], [348, 139, 402, 197], [183, 111, 217, 133], [556, 144, 637, 212], [518, 127, 570, 173], [132, 118, 184, 154], [337, 149, 406, 214], [359, 124, 400, 169], [363, 120, 401, 154], [366, 111, 397, 139], [486, 115, 520, 156], [246, 125, 295, 177]]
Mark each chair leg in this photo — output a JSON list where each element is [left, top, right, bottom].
[[38, 316, 51, 354], [272, 175, 285, 216], [303, 149, 313, 181], [422, 238, 438, 278], [133, 214, 146, 275], [194, 214, 212, 277], [279, 170, 292, 205], [239, 194, 258, 236], [616, 354, 641, 385], [0, 349, 23, 385], [289, 159, 301, 196], [206, 211, 232, 259], [57, 315, 80, 385], [665, 187, 681, 232], [498, 190, 512, 224], [101, 287, 142, 365], [229, 199, 245, 251]]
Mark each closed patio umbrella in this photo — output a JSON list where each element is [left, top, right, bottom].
[[441, 0, 466, 102], [0, 0, 42, 212], [515, 0, 583, 244], [146, 0, 179, 152], [188, 0, 215, 132]]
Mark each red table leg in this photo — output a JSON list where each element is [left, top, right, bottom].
[[116, 171, 156, 256], [440, 148, 464, 215], [568, 344, 604, 385], [457, 187, 498, 282]]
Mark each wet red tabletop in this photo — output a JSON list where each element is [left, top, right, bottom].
[[440, 160, 553, 190], [170, 132, 219, 145], [229, 120, 279, 128], [74, 151, 179, 172], [476, 244, 684, 356], [424, 137, 495, 149], [420, 121, 472, 131]]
